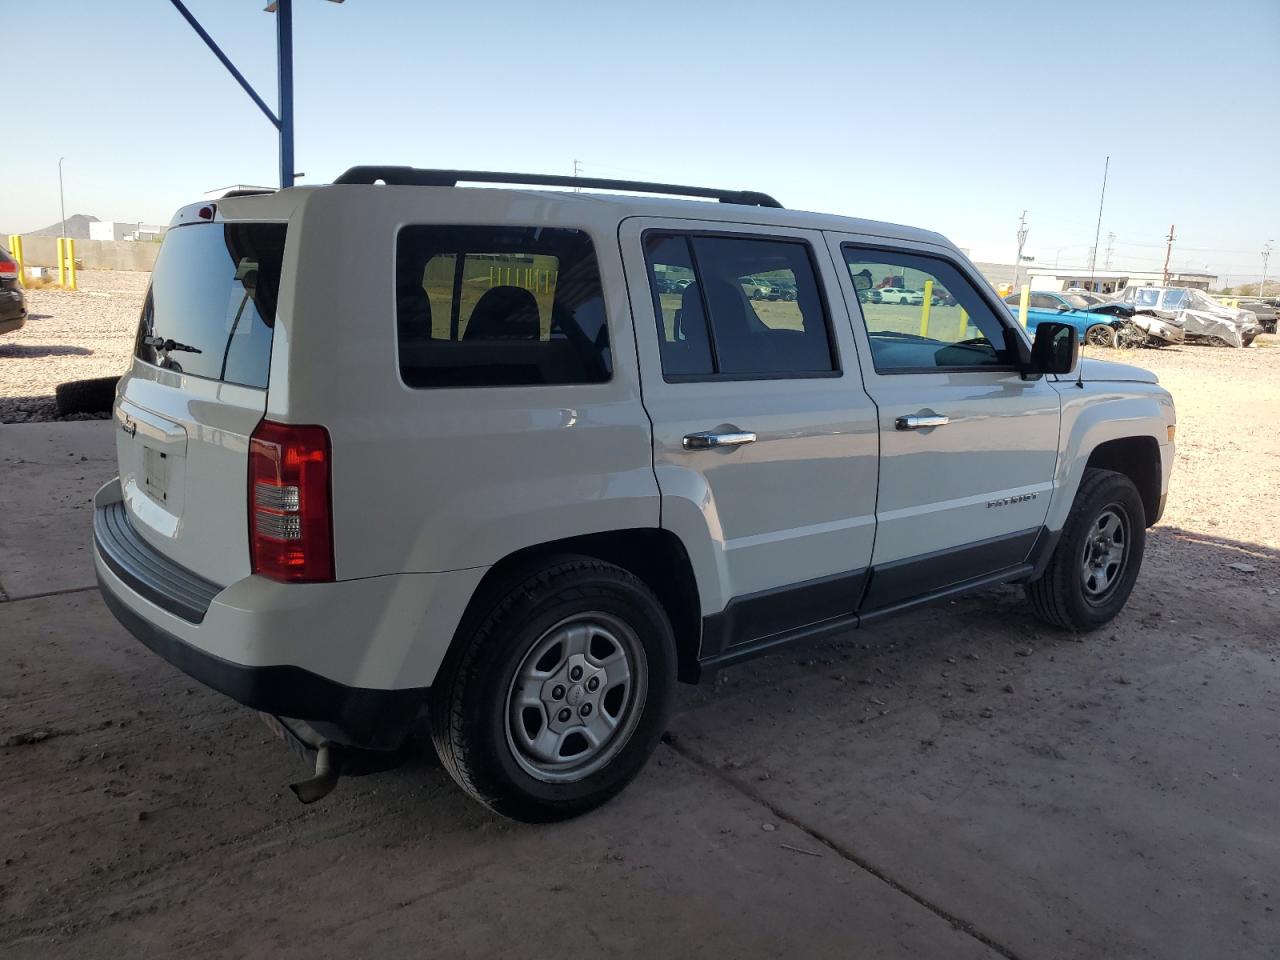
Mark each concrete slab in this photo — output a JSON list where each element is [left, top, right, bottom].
[[0, 420, 116, 600], [668, 549, 1280, 960], [0, 591, 1002, 960]]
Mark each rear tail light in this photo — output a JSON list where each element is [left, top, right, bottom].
[[248, 420, 334, 582], [0, 257, 16, 280]]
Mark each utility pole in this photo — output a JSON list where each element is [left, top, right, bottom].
[[57, 157, 67, 240], [1260, 242, 1273, 297], [1087, 246, 1096, 271], [1162, 224, 1177, 285], [1104, 231, 1115, 270], [1012, 210, 1028, 292], [573, 159, 582, 192]]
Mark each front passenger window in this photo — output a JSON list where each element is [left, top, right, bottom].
[[843, 247, 1012, 373]]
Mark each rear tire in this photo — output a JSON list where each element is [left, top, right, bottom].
[[55, 376, 119, 416], [1025, 468, 1146, 632], [429, 557, 676, 822]]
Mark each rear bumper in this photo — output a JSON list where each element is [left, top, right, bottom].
[[0, 313, 24, 336], [92, 478, 487, 747], [97, 574, 422, 748]]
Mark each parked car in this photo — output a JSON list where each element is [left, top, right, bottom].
[[741, 277, 772, 299], [0, 247, 26, 336], [1231, 299, 1277, 334], [1001, 290, 1129, 347], [1119, 286, 1263, 348], [94, 168, 1175, 821], [764, 277, 798, 301], [878, 287, 925, 305]]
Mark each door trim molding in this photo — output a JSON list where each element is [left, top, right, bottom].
[[693, 526, 1053, 679]]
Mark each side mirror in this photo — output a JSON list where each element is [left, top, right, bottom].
[[1031, 321, 1078, 375], [1056, 303, 1071, 313]]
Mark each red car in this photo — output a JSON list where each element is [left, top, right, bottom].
[[1, 247, 26, 336]]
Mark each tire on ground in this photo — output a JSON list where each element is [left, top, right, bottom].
[[1025, 467, 1146, 632], [428, 555, 676, 822], [55, 376, 120, 416], [1085, 323, 1117, 348]]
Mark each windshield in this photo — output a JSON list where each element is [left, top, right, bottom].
[[134, 222, 286, 388]]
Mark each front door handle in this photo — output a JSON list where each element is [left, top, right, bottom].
[[895, 414, 950, 431], [683, 430, 757, 450]]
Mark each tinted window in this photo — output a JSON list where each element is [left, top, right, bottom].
[[644, 234, 835, 379], [843, 247, 1012, 372], [645, 235, 712, 376], [135, 222, 286, 388], [396, 226, 610, 388]]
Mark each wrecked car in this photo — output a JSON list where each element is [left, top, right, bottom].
[[1119, 286, 1262, 348]]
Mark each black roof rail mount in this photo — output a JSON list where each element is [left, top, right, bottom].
[[332, 166, 783, 209]]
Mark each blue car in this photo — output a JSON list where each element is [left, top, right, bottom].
[[1002, 290, 1127, 347]]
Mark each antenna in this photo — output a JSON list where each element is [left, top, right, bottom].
[[1080, 155, 1109, 389]]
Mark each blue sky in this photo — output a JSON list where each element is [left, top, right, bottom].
[[5, 0, 1277, 282]]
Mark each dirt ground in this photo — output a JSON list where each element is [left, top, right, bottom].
[[1, 277, 1278, 959], [0, 272, 147, 423]]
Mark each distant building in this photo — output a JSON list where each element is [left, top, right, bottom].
[[1026, 267, 1215, 294], [89, 221, 168, 243]]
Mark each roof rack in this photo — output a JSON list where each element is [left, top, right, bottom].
[[332, 166, 783, 209]]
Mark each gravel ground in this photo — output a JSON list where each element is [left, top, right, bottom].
[[0, 272, 148, 423]]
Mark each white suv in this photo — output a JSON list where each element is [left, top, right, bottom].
[[94, 168, 1176, 821]]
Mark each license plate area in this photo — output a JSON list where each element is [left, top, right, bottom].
[[143, 446, 170, 502]]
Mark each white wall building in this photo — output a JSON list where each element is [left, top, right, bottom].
[[1026, 267, 1216, 294], [88, 221, 168, 243]]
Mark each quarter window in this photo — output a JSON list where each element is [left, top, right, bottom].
[[644, 234, 835, 379], [843, 247, 1012, 372], [396, 226, 610, 388]]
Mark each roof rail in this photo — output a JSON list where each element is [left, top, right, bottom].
[[332, 166, 783, 208]]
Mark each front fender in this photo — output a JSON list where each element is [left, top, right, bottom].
[[1048, 382, 1175, 532]]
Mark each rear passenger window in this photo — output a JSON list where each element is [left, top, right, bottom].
[[396, 226, 610, 388], [644, 234, 835, 379]]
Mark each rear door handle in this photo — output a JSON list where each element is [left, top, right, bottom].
[[682, 430, 757, 450], [895, 414, 950, 431]]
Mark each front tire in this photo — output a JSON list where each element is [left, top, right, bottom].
[[1025, 468, 1146, 631], [1085, 323, 1117, 348], [429, 557, 676, 822]]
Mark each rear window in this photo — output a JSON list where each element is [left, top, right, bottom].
[[396, 225, 611, 388], [134, 222, 286, 388]]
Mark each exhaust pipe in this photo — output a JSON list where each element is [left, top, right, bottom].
[[289, 742, 342, 804]]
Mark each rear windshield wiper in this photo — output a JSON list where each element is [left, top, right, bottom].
[[143, 335, 203, 354]]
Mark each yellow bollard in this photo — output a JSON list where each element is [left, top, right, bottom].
[[959, 306, 969, 340], [56, 238, 67, 288], [1018, 284, 1031, 328], [919, 279, 933, 336], [65, 238, 77, 290]]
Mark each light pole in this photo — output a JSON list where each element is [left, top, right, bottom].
[[58, 157, 67, 239], [168, 0, 343, 189]]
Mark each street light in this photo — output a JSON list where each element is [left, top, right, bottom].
[[168, 0, 344, 189], [58, 157, 66, 240]]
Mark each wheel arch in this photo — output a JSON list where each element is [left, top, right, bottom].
[[1084, 436, 1162, 527], [446, 528, 705, 686]]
